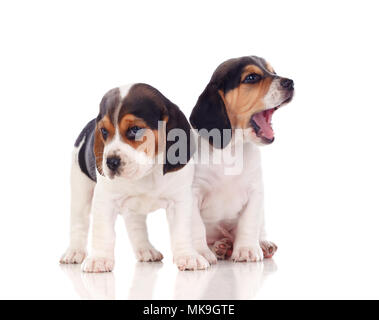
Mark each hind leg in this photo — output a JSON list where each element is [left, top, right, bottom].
[[60, 151, 95, 264], [259, 221, 278, 259], [260, 241, 277, 259], [210, 225, 235, 260], [211, 238, 233, 260]]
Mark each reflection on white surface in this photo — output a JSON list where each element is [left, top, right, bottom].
[[60, 259, 276, 300], [174, 260, 277, 300], [128, 262, 163, 299], [60, 264, 115, 300]]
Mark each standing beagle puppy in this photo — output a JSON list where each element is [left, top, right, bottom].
[[190, 56, 294, 262], [60, 83, 210, 272]]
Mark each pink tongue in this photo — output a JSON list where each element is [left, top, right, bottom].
[[252, 110, 274, 139]]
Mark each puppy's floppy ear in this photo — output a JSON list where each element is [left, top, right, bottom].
[[163, 99, 195, 175], [93, 123, 105, 176], [190, 83, 232, 148]]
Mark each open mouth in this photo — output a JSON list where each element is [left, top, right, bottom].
[[250, 95, 292, 144], [250, 107, 278, 144]]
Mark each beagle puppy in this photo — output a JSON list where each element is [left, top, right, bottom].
[[60, 83, 210, 272], [190, 56, 294, 262]]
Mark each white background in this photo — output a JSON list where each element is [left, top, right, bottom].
[[0, 0, 378, 299]]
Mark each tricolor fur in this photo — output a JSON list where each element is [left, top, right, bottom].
[[190, 56, 294, 262], [60, 83, 210, 272]]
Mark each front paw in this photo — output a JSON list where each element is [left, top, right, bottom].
[[174, 252, 210, 271], [82, 256, 114, 273], [196, 247, 217, 265], [231, 244, 263, 262], [60, 247, 87, 264], [135, 245, 164, 262]]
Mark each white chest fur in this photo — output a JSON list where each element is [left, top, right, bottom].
[[96, 163, 194, 215], [193, 141, 263, 226]]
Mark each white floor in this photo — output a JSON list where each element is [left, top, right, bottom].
[[57, 259, 277, 300], [2, 208, 379, 300], [3, 249, 379, 300]]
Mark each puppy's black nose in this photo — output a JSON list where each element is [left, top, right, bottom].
[[280, 78, 294, 90], [106, 156, 121, 171]]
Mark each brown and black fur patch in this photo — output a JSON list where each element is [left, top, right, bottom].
[[74, 83, 195, 180], [118, 113, 159, 157], [222, 65, 274, 128], [190, 55, 278, 148], [163, 96, 195, 174], [75, 118, 97, 181], [118, 84, 167, 130], [118, 84, 195, 174], [97, 87, 121, 123], [74, 87, 123, 181], [94, 115, 116, 175]]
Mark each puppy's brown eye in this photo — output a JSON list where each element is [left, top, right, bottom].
[[126, 126, 145, 140], [243, 73, 262, 84], [100, 128, 109, 140]]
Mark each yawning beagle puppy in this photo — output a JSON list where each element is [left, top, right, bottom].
[[190, 56, 294, 262], [60, 83, 210, 272]]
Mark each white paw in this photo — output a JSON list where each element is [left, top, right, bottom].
[[196, 247, 217, 265], [60, 247, 87, 264], [231, 245, 264, 262], [174, 252, 210, 271], [135, 245, 164, 262], [82, 256, 114, 273]]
